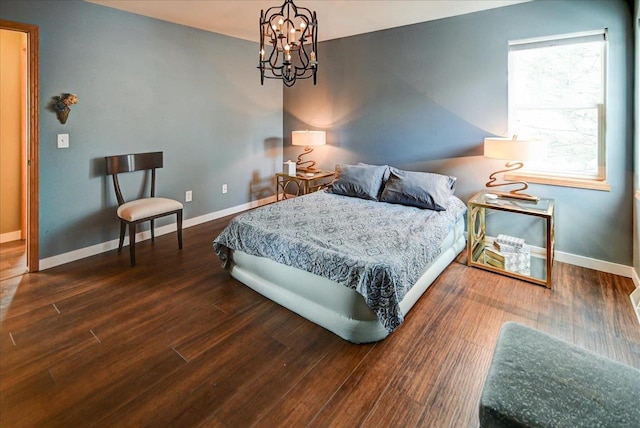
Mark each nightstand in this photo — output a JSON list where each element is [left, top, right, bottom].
[[467, 191, 555, 288], [275, 170, 334, 201]]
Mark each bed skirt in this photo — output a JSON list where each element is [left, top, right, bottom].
[[227, 218, 466, 343]]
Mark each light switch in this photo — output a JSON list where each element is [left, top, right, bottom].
[[57, 134, 69, 148]]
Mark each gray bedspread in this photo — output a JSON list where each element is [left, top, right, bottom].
[[213, 191, 466, 332]]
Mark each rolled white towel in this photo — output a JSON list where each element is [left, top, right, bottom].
[[496, 234, 524, 249]]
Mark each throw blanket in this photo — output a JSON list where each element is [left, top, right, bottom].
[[213, 191, 466, 332]]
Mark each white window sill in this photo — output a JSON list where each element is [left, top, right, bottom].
[[505, 172, 611, 192]]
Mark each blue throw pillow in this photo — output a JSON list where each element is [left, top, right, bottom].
[[358, 162, 391, 184], [329, 164, 389, 201], [380, 167, 456, 211]]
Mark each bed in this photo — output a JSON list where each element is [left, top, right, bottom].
[[213, 164, 467, 343]]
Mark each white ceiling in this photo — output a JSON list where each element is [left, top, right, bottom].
[[85, 0, 530, 42]]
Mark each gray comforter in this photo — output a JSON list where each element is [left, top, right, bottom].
[[213, 191, 466, 332]]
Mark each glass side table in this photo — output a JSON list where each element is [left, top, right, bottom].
[[467, 191, 555, 288], [275, 170, 334, 201]]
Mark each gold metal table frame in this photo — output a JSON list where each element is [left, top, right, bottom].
[[467, 191, 555, 288], [275, 170, 334, 201]]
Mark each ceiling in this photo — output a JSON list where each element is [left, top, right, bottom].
[[85, 0, 530, 42]]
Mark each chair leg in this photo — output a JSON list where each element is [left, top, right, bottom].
[[177, 210, 183, 249], [150, 219, 155, 242], [129, 223, 136, 266], [118, 221, 126, 252]]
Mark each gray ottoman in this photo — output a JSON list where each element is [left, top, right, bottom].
[[479, 322, 640, 427]]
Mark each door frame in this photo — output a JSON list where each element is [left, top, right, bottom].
[[1, 19, 39, 272]]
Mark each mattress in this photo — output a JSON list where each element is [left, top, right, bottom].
[[223, 217, 465, 343], [215, 191, 466, 334]]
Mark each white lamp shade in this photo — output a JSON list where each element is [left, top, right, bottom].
[[484, 137, 539, 161], [292, 130, 326, 146]]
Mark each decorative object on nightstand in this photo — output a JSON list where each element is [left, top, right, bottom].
[[292, 130, 326, 171], [484, 136, 541, 201], [275, 169, 334, 201], [467, 191, 554, 288], [283, 160, 296, 176], [492, 234, 531, 276], [258, 0, 318, 87]]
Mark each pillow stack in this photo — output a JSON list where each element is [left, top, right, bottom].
[[329, 163, 456, 211]]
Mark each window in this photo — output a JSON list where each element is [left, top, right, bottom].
[[508, 30, 608, 190]]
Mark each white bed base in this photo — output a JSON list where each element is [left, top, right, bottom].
[[228, 218, 466, 343]]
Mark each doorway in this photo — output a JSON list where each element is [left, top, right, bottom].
[[0, 20, 39, 279]]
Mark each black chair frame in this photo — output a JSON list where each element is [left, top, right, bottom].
[[105, 152, 183, 266]]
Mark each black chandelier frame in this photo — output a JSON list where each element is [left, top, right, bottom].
[[259, 0, 318, 87]]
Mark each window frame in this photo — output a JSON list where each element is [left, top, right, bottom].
[[507, 29, 610, 191]]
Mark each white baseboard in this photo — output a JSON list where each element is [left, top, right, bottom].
[[39, 195, 276, 270], [554, 251, 634, 279], [484, 237, 635, 279], [630, 287, 640, 326], [37, 196, 637, 281], [0, 230, 22, 244]]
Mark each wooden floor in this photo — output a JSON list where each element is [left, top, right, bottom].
[[1, 216, 638, 427], [0, 240, 27, 282]]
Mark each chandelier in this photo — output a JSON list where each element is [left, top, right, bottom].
[[259, 0, 318, 87]]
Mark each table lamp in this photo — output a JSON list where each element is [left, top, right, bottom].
[[484, 136, 539, 201], [292, 130, 326, 171]]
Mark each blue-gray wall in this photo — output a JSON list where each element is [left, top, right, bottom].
[[1, 0, 634, 266], [284, 0, 634, 266], [1, 0, 283, 259]]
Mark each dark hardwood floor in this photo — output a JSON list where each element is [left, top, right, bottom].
[[0, 239, 27, 282], [1, 215, 638, 427]]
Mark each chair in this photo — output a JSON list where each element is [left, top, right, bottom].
[[105, 152, 183, 266]]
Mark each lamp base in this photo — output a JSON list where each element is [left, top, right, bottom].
[[490, 190, 539, 202], [296, 166, 318, 173], [485, 161, 539, 202], [296, 146, 317, 171]]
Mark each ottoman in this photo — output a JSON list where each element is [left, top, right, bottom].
[[479, 322, 640, 427]]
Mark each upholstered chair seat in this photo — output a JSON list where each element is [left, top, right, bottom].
[[117, 197, 183, 222]]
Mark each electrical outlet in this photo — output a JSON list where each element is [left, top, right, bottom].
[[222, 184, 228, 194], [185, 190, 192, 202]]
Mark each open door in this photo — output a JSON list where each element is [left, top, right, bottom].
[[0, 19, 39, 273]]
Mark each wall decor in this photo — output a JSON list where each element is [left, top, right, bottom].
[[52, 93, 78, 124]]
